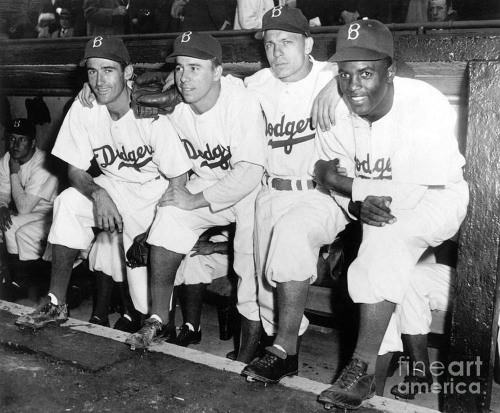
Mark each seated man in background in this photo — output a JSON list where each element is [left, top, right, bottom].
[[0, 118, 59, 298]]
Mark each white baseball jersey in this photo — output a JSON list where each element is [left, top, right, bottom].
[[245, 57, 337, 179], [0, 149, 59, 260], [316, 76, 469, 305], [168, 76, 266, 183], [53, 100, 191, 183], [0, 149, 59, 214]]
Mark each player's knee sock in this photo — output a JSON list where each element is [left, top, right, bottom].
[[48, 244, 80, 304], [353, 300, 396, 374], [403, 334, 430, 376], [92, 271, 114, 320], [274, 279, 309, 356], [183, 283, 206, 331], [150, 246, 184, 324]]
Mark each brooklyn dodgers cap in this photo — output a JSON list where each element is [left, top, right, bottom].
[[329, 18, 394, 62], [256, 6, 310, 39], [5, 118, 36, 139], [167, 31, 223, 63], [80, 36, 130, 66]]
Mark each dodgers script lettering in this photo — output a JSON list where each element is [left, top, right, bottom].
[[93, 144, 154, 171], [182, 139, 231, 170]]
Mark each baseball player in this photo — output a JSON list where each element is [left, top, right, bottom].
[[15, 36, 191, 330], [240, 6, 349, 384], [124, 32, 266, 359], [0, 118, 59, 284], [313, 19, 469, 410]]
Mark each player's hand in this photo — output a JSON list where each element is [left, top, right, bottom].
[[0, 206, 12, 231], [158, 186, 198, 210], [359, 196, 397, 227], [91, 188, 123, 232], [313, 159, 345, 190], [9, 158, 20, 174], [311, 76, 341, 132], [77, 82, 96, 108], [190, 240, 217, 257]]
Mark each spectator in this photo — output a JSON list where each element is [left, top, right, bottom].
[[297, 0, 343, 27], [36, 12, 57, 38], [234, 0, 295, 30], [177, 0, 237, 31], [405, 0, 428, 22], [428, 0, 458, 22], [0, 118, 59, 294], [51, 8, 75, 37], [83, 0, 130, 36]]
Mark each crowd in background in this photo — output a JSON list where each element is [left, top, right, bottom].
[[0, 0, 497, 41]]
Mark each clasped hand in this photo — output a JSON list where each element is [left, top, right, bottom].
[[159, 186, 197, 210], [313, 159, 346, 191]]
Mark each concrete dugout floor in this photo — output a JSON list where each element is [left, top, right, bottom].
[[0, 299, 452, 413]]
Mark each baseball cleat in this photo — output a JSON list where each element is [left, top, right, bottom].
[[125, 317, 169, 350], [317, 359, 376, 410], [241, 348, 298, 384], [15, 296, 68, 330]]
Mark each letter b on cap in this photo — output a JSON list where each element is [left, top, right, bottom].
[[347, 23, 360, 40], [271, 6, 282, 17], [181, 31, 192, 43], [93, 36, 103, 48]]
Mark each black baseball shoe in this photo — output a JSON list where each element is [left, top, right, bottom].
[[15, 296, 68, 330], [390, 374, 433, 399], [89, 315, 110, 327], [241, 347, 298, 383], [174, 324, 202, 347], [125, 317, 170, 350], [318, 359, 376, 410], [113, 315, 142, 333]]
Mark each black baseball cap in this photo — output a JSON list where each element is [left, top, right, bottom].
[[167, 31, 223, 63], [329, 19, 394, 62], [255, 6, 310, 40], [80, 36, 131, 67], [5, 118, 36, 139]]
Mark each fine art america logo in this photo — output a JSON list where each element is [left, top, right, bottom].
[[396, 356, 483, 395]]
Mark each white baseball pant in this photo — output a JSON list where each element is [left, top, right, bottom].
[[348, 181, 468, 305], [255, 186, 348, 336], [48, 174, 168, 314], [3, 211, 52, 261], [148, 178, 260, 321]]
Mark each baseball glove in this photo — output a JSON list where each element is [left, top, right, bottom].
[[126, 231, 150, 269], [130, 71, 182, 119]]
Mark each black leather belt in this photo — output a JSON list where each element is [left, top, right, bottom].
[[266, 176, 316, 191]]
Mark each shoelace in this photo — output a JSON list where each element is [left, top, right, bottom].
[[176, 326, 191, 341], [255, 352, 278, 368], [337, 362, 364, 390]]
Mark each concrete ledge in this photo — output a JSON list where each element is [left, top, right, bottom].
[[1, 300, 437, 413]]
